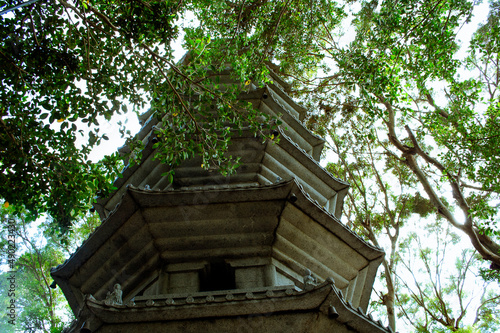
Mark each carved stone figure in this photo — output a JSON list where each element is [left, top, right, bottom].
[[303, 269, 317, 291], [105, 284, 123, 305]]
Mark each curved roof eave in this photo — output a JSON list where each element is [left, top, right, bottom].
[[52, 180, 383, 314], [78, 280, 391, 333]]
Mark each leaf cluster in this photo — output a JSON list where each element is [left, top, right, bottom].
[[0, 0, 347, 232]]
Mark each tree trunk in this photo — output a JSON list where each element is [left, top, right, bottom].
[[383, 259, 396, 331]]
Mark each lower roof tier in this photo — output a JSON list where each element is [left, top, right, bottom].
[[52, 180, 384, 317], [65, 280, 392, 333]]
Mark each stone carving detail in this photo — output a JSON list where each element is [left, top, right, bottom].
[[105, 284, 123, 305], [303, 269, 317, 291]]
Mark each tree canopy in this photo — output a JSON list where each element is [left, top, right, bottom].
[[0, 0, 345, 233], [297, 0, 500, 271]]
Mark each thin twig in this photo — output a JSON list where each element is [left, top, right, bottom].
[[141, 44, 201, 134]]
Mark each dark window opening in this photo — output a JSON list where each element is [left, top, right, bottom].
[[200, 261, 236, 292]]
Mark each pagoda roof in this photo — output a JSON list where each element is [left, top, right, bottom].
[[52, 180, 383, 316], [94, 79, 350, 220], [95, 125, 349, 220], [68, 280, 392, 333]]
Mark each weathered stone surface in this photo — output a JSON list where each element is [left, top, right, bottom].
[[51, 180, 383, 317], [67, 282, 390, 333]]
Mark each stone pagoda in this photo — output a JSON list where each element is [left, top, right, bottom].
[[52, 65, 392, 333]]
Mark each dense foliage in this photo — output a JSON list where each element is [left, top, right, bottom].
[[1, 0, 343, 232], [298, 0, 500, 272]]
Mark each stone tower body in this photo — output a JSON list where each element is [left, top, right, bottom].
[[52, 67, 392, 333]]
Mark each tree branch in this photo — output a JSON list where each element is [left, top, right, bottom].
[[380, 96, 500, 268], [141, 44, 201, 134]]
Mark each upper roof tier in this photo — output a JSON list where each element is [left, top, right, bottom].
[[94, 70, 349, 219]]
